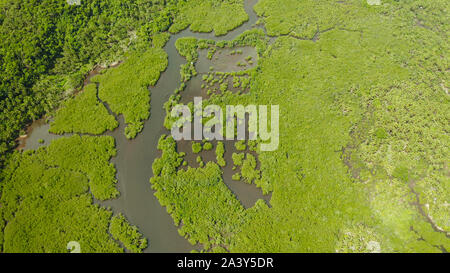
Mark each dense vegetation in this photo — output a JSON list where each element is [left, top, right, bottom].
[[109, 214, 148, 253], [0, 134, 151, 252], [227, 0, 449, 252], [151, 135, 269, 251], [0, 0, 254, 254], [0, 135, 122, 252], [215, 142, 226, 167], [49, 83, 118, 135], [92, 47, 168, 139], [152, 0, 449, 253], [240, 153, 260, 184], [1, 0, 448, 253], [170, 0, 249, 36], [0, 0, 252, 165], [164, 29, 267, 130], [0, 0, 183, 165], [254, 0, 352, 38]]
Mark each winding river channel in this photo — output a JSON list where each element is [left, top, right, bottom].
[[20, 0, 268, 253]]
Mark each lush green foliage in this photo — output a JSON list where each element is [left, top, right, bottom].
[[232, 153, 245, 166], [346, 81, 450, 251], [170, 0, 249, 36], [234, 140, 247, 151], [232, 173, 242, 181], [92, 48, 168, 139], [157, 0, 449, 253], [254, 0, 355, 38], [227, 0, 449, 252], [0, 0, 180, 165], [0, 0, 248, 165], [109, 214, 148, 253], [215, 142, 226, 167], [2, 0, 449, 254], [192, 142, 203, 154], [151, 135, 270, 251], [240, 154, 260, 184], [175, 37, 199, 82], [45, 135, 119, 200], [49, 84, 118, 135], [196, 156, 205, 168], [176, 37, 200, 61], [203, 142, 213, 151], [0, 135, 122, 252]]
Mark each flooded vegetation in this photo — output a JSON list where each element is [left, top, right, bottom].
[[196, 46, 258, 73], [2, 0, 449, 254], [176, 139, 271, 209]]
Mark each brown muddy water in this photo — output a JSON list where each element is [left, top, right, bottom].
[[18, 0, 268, 253]]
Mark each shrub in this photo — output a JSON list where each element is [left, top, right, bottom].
[[192, 142, 203, 154]]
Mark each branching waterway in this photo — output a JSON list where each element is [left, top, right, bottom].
[[19, 0, 266, 253]]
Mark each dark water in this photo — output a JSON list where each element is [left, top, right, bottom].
[[19, 0, 267, 253]]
